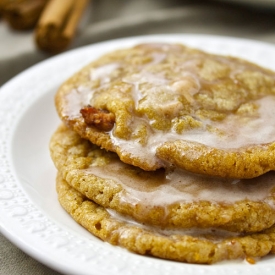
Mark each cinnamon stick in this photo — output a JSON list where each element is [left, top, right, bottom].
[[0, 0, 8, 17], [35, 0, 89, 53], [1, 0, 48, 30]]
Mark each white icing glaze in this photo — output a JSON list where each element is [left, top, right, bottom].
[[175, 95, 275, 148], [123, 71, 169, 109], [63, 63, 120, 118], [63, 86, 91, 118], [85, 160, 275, 208], [149, 52, 167, 65], [62, 43, 275, 169], [90, 63, 120, 84], [106, 208, 240, 240], [109, 95, 275, 168]]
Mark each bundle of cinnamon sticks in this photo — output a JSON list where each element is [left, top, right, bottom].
[[0, 0, 90, 53], [35, 0, 89, 53]]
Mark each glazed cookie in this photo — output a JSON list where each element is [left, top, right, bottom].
[[50, 124, 275, 233], [55, 43, 275, 178], [56, 173, 275, 264]]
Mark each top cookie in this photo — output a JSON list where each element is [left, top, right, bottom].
[[55, 43, 275, 178]]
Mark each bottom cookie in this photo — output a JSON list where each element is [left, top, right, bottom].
[[56, 172, 275, 264]]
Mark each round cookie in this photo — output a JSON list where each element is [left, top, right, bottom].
[[55, 42, 275, 178], [50, 124, 275, 233], [56, 173, 275, 264]]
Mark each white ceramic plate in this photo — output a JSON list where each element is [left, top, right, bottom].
[[1, 34, 275, 275]]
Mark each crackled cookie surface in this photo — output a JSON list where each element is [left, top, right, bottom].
[[56, 173, 275, 264], [55, 43, 275, 178], [50, 124, 275, 232]]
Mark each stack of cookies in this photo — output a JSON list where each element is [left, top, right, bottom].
[[50, 43, 275, 264]]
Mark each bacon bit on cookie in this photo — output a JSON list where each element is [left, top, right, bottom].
[[80, 105, 115, 131]]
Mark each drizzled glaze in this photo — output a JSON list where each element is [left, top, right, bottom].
[[62, 43, 275, 169], [90, 63, 121, 84], [84, 159, 275, 208], [106, 208, 241, 241]]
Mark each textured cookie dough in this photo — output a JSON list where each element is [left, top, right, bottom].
[[56, 173, 275, 264], [50, 124, 275, 233], [55, 42, 275, 178]]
